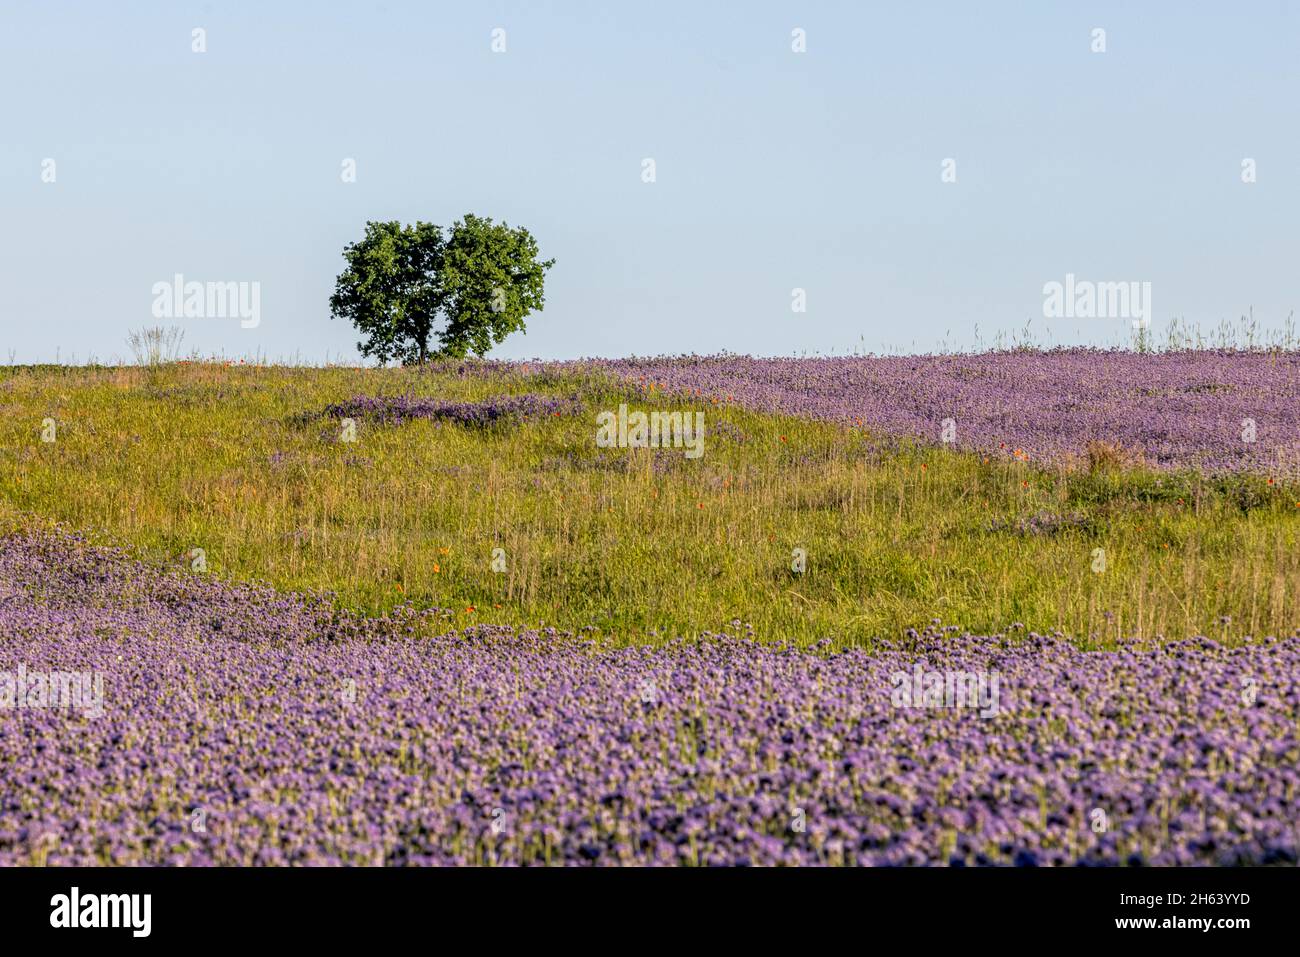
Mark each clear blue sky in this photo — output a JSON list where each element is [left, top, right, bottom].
[[3, 1, 1297, 363]]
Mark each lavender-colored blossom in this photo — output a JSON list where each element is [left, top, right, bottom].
[[323, 392, 581, 427], [593, 351, 1300, 475], [2, 529, 1296, 866]]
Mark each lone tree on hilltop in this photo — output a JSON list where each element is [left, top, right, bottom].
[[329, 215, 554, 364]]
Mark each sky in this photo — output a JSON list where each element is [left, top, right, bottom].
[[2, 1, 1297, 363]]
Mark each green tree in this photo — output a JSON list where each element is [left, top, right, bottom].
[[329, 215, 554, 364]]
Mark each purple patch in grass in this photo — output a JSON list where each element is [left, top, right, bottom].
[[1, 529, 1297, 866]]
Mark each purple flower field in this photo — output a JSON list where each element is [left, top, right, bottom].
[[4, 528, 1297, 866], [323, 392, 581, 427], [600, 351, 1300, 475]]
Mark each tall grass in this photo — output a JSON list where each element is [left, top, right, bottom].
[[1, 361, 1297, 648]]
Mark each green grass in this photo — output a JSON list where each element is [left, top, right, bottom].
[[2, 360, 1299, 648]]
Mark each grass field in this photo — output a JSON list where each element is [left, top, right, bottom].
[[3, 358, 1298, 648]]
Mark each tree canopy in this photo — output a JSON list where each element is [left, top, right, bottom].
[[329, 215, 554, 364]]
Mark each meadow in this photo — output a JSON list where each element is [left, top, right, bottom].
[[4, 524, 1296, 865], [4, 350, 1300, 866], [1, 353, 1299, 648]]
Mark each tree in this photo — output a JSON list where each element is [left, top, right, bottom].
[[329, 215, 554, 364]]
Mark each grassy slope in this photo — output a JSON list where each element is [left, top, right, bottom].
[[1, 361, 1297, 648]]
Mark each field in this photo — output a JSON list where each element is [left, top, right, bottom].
[[2, 351, 1300, 865], [4, 352, 1300, 646]]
